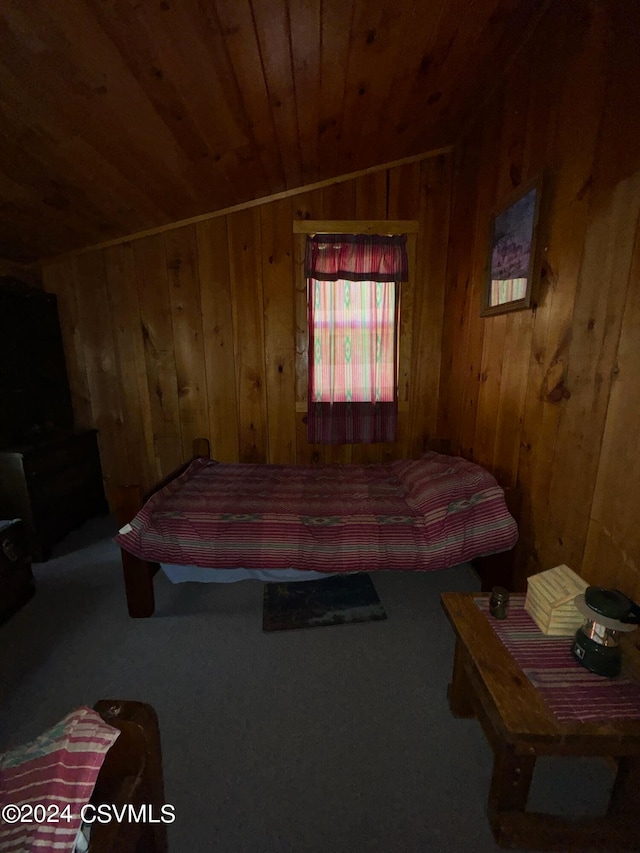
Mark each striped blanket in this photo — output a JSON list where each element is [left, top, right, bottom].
[[116, 452, 518, 574], [0, 707, 119, 853], [478, 596, 640, 722]]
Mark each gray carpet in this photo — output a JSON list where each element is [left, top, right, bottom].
[[0, 517, 614, 853]]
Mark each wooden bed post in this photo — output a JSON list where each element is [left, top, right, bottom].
[[121, 551, 159, 618], [92, 699, 168, 853], [114, 443, 209, 618], [472, 484, 523, 592], [192, 436, 210, 458], [113, 484, 159, 618], [112, 483, 144, 529]]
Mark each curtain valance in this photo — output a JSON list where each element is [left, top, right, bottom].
[[305, 234, 408, 282]]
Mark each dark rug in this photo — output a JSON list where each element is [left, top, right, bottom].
[[262, 573, 387, 632]]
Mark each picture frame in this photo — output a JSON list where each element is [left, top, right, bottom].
[[481, 178, 541, 317]]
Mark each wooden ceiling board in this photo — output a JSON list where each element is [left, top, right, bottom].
[[0, 1, 201, 249], [25, 2, 201, 208], [84, 0, 246, 206], [213, 0, 286, 192], [410, 0, 548, 151], [339, 0, 411, 173], [289, 0, 322, 186], [251, 0, 303, 189], [0, 0, 548, 263], [316, 0, 355, 180], [353, 0, 433, 153], [378, 0, 468, 156]]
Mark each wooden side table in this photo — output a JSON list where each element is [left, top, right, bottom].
[[440, 592, 640, 851]]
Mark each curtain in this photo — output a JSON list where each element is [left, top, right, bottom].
[[305, 233, 409, 282], [305, 234, 408, 445]]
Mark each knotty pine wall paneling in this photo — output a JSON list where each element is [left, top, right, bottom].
[[195, 218, 239, 463], [388, 162, 422, 462], [261, 197, 297, 465], [436, 132, 483, 455], [73, 250, 131, 490], [292, 188, 324, 465], [472, 32, 534, 490], [516, 3, 610, 579], [164, 226, 209, 466], [102, 243, 156, 490], [43, 259, 93, 431], [584, 219, 640, 600], [440, 0, 640, 594], [543, 1, 640, 596], [227, 208, 268, 464], [580, 0, 640, 600], [408, 156, 452, 459], [515, 3, 586, 577], [43, 156, 452, 503], [132, 234, 183, 480]]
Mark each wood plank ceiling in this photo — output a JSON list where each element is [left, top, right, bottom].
[[0, 0, 546, 264]]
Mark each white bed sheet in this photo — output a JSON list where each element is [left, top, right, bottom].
[[160, 563, 335, 584]]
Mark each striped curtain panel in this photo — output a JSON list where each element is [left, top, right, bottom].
[[305, 234, 408, 445]]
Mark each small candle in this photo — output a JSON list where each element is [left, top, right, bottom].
[[490, 586, 510, 619]]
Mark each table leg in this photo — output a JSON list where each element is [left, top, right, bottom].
[[608, 755, 640, 817], [447, 639, 476, 718], [488, 744, 535, 842]]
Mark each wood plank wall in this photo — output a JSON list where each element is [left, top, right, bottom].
[[439, 0, 640, 596], [42, 155, 452, 500]]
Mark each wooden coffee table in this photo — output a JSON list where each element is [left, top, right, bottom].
[[440, 592, 640, 851]]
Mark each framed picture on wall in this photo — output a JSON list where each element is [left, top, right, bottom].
[[481, 178, 541, 317]]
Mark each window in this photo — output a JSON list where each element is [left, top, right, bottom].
[[305, 233, 408, 444], [309, 278, 397, 404]]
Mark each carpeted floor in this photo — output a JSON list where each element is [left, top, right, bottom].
[[0, 516, 615, 852]]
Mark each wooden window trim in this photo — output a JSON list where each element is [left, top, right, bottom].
[[293, 220, 418, 235]]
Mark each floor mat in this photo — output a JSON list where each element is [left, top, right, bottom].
[[262, 573, 387, 632]]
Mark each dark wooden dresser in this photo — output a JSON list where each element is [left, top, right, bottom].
[[0, 430, 108, 561], [0, 519, 34, 621]]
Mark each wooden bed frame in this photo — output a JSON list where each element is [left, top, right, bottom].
[[113, 438, 521, 618], [112, 438, 211, 618], [89, 699, 167, 853]]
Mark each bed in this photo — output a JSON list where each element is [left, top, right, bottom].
[[114, 441, 518, 618]]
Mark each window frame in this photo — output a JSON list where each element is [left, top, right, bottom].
[[292, 221, 418, 416]]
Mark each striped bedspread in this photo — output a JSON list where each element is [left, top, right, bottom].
[[115, 452, 518, 574]]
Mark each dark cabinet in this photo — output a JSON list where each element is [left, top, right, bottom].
[[0, 278, 107, 561], [0, 519, 34, 621], [0, 277, 73, 447], [0, 430, 108, 561]]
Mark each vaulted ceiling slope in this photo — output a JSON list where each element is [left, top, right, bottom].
[[0, 0, 546, 264]]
